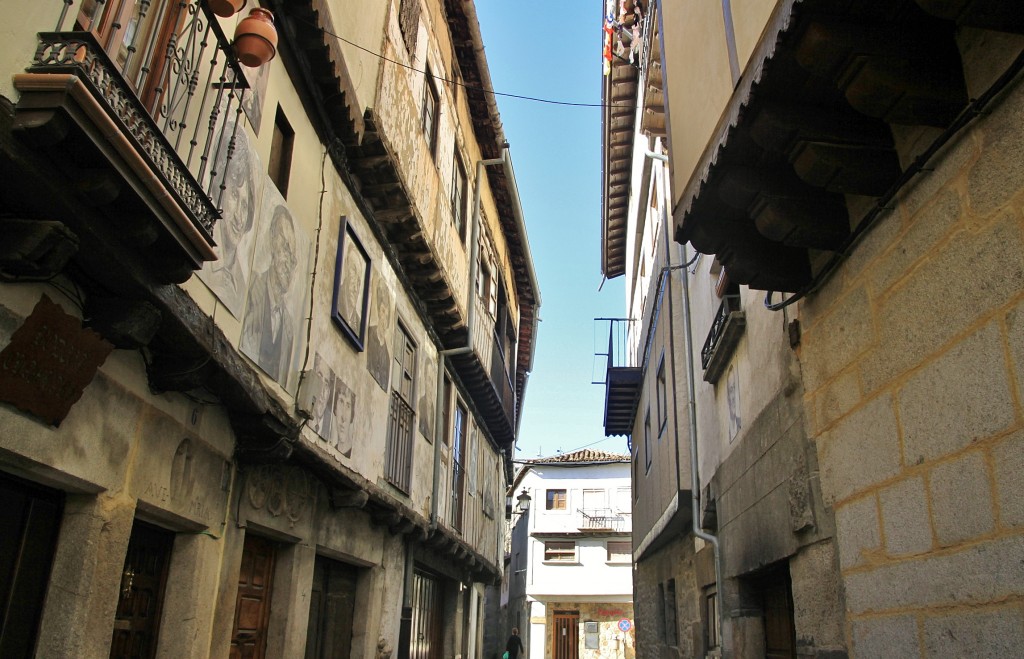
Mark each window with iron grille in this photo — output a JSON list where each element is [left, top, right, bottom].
[[385, 325, 416, 492], [665, 578, 678, 646], [543, 541, 576, 562]]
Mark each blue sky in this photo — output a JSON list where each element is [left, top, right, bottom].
[[475, 3, 628, 459]]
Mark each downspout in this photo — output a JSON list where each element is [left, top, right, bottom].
[[430, 146, 510, 531], [679, 242, 724, 653], [647, 149, 724, 653]]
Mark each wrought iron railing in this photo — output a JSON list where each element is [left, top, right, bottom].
[[701, 294, 742, 370], [593, 318, 639, 385], [385, 392, 415, 493], [577, 507, 631, 532], [37, 0, 251, 239]]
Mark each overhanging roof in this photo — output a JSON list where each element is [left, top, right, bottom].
[[671, 0, 1024, 293]]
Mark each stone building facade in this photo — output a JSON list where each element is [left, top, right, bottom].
[[0, 1, 539, 658], [600, 1, 1024, 657]]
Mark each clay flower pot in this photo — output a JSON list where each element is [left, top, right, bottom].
[[208, 0, 247, 19], [233, 8, 278, 67]]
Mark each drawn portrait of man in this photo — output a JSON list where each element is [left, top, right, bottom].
[[199, 122, 262, 318], [727, 365, 742, 442], [365, 273, 393, 391], [310, 352, 336, 443], [240, 196, 307, 387], [335, 227, 368, 341], [418, 351, 436, 440], [332, 378, 355, 457]]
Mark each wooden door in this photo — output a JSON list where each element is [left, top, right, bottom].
[[230, 535, 277, 659], [552, 611, 579, 659], [304, 556, 359, 659], [0, 473, 63, 659], [109, 520, 173, 659], [759, 568, 796, 659]]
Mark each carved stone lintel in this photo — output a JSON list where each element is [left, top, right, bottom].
[[0, 218, 78, 281], [85, 297, 162, 349]]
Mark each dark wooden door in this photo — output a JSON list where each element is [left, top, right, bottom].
[[109, 520, 174, 659], [230, 535, 277, 659], [409, 571, 443, 659], [759, 568, 796, 659], [552, 611, 579, 659], [0, 473, 63, 659], [304, 556, 359, 659]]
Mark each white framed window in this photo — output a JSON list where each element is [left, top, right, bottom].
[[543, 541, 576, 562], [606, 541, 631, 563]]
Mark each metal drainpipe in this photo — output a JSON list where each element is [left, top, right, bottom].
[[645, 149, 725, 653], [678, 243, 724, 653], [430, 147, 509, 530]]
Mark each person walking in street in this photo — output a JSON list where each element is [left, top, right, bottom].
[[505, 627, 525, 659]]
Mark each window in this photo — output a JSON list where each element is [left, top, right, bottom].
[[398, 0, 420, 55], [421, 70, 439, 157], [656, 356, 667, 436], [452, 151, 467, 238], [385, 324, 416, 492], [545, 489, 567, 510], [268, 106, 294, 196], [478, 259, 496, 317], [450, 399, 468, 530], [644, 408, 652, 473], [705, 587, 720, 651], [543, 541, 576, 562], [632, 451, 639, 501], [615, 487, 631, 513], [606, 541, 631, 563], [664, 579, 678, 646]]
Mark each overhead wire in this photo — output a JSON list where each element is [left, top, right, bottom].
[[297, 16, 634, 109]]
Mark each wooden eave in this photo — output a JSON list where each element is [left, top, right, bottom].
[[672, 0, 1024, 293], [601, 52, 640, 280]]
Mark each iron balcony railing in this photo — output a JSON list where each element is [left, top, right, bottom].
[[384, 392, 415, 493], [577, 507, 631, 532], [594, 317, 639, 384], [36, 0, 251, 240], [701, 294, 746, 384]]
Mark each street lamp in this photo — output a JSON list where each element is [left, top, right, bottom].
[[515, 489, 531, 515]]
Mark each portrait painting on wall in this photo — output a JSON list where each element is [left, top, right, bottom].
[[727, 364, 742, 442], [365, 272, 393, 391], [332, 377, 355, 457], [418, 350, 437, 441], [239, 58, 271, 136], [331, 218, 371, 350], [310, 352, 336, 444], [239, 186, 310, 390], [198, 119, 264, 318]]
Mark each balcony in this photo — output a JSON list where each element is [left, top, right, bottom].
[[596, 318, 641, 437], [7, 1, 250, 283], [577, 508, 631, 533], [701, 294, 746, 384]]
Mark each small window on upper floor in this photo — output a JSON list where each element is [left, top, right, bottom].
[[545, 489, 567, 511], [398, 0, 420, 55], [268, 106, 294, 197], [422, 69, 439, 158], [543, 541, 576, 562], [656, 356, 668, 437], [606, 541, 631, 563], [451, 150, 468, 239]]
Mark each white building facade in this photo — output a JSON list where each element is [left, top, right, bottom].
[[506, 449, 635, 659]]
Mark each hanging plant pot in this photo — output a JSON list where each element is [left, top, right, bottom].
[[233, 8, 278, 68], [208, 0, 247, 19]]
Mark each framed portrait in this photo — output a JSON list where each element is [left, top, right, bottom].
[[332, 218, 371, 350]]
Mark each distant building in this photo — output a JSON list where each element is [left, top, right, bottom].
[[506, 449, 635, 659]]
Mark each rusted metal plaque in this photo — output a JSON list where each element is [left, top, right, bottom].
[[0, 295, 114, 426]]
